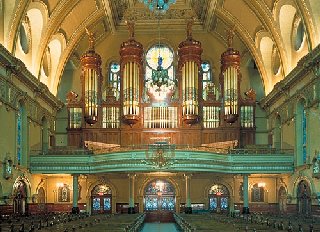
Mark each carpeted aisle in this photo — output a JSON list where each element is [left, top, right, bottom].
[[140, 222, 179, 232]]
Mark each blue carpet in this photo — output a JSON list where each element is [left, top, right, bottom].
[[140, 223, 179, 232]]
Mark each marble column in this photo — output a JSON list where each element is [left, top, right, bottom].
[[72, 174, 80, 214], [242, 174, 250, 214], [185, 174, 192, 214], [128, 174, 135, 214]]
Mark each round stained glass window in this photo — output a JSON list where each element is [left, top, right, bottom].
[[146, 44, 174, 70]]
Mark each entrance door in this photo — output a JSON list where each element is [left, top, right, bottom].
[[208, 184, 229, 213], [144, 179, 175, 212], [91, 184, 112, 214]]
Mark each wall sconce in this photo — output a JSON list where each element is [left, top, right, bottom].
[[258, 182, 266, 188]]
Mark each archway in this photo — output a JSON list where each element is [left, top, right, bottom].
[[208, 184, 230, 213], [91, 184, 112, 214], [144, 179, 175, 211], [13, 180, 28, 215], [278, 186, 287, 214], [297, 180, 311, 215]]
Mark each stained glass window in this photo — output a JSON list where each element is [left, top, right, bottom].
[[93, 198, 101, 211], [103, 198, 111, 210], [92, 185, 112, 195], [201, 61, 212, 100], [209, 184, 229, 195], [302, 108, 307, 163], [209, 197, 217, 210], [108, 62, 120, 101], [145, 44, 176, 101], [17, 105, 22, 164], [221, 197, 228, 209]]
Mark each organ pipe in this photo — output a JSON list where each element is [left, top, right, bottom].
[[80, 30, 102, 125], [120, 21, 143, 126]]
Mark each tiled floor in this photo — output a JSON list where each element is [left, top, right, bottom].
[[140, 223, 179, 232]]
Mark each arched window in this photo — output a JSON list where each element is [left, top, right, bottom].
[[145, 44, 175, 101], [107, 62, 120, 101], [296, 99, 307, 165], [17, 102, 26, 165], [201, 61, 212, 100], [302, 108, 307, 163]]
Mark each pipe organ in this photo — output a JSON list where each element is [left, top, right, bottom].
[[220, 29, 241, 124], [80, 31, 102, 125], [66, 24, 256, 148], [178, 20, 202, 125], [120, 21, 144, 127]]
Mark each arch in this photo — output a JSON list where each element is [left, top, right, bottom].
[[296, 179, 311, 215], [90, 184, 113, 214], [12, 175, 31, 215], [206, 183, 231, 212], [25, 2, 48, 76], [308, 0, 320, 46], [87, 179, 118, 214], [255, 30, 274, 90], [47, 33, 66, 92], [278, 185, 287, 214], [143, 178, 176, 211], [139, 177, 181, 212]]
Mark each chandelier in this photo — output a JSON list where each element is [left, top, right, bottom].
[[144, 142, 176, 169], [152, 56, 169, 88], [139, 0, 176, 13]]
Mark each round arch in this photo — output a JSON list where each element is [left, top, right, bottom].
[[87, 179, 118, 214], [139, 177, 181, 213], [11, 175, 31, 215], [204, 182, 233, 213]]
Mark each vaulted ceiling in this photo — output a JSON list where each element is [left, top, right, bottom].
[[1, 0, 319, 97]]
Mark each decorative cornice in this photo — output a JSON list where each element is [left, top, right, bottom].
[[260, 43, 320, 111]]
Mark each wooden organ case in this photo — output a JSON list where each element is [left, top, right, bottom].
[[66, 23, 256, 148]]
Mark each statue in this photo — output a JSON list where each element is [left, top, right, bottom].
[[126, 20, 135, 39], [186, 18, 194, 40], [66, 91, 78, 104], [226, 26, 236, 48], [245, 88, 256, 101], [85, 28, 95, 50]]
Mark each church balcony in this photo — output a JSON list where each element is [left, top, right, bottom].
[[29, 145, 294, 174]]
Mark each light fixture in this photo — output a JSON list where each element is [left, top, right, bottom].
[[258, 182, 266, 188], [139, 0, 176, 13]]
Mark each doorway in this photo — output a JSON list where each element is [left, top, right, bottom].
[[208, 184, 230, 213], [91, 184, 112, 214]]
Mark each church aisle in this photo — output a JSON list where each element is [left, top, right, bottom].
[[140, 223, 179, 232]]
